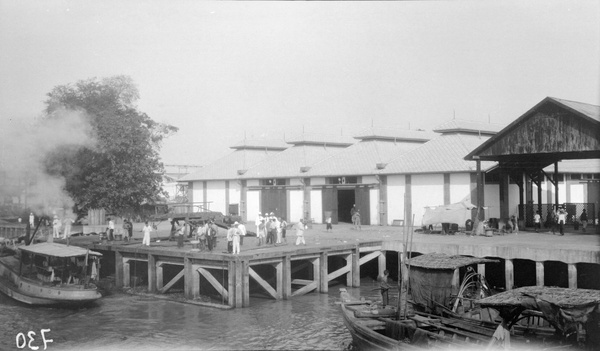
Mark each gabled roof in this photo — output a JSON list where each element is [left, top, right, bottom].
[[229, 138, 289, 151], [465, 97, 600, 162], [179, 148, 282, 181], [353, 127, 437, 142], [550, 97, 600, 123], [433, 119, 504, 135], [304, 138, 426, 177], [284, 132, 355, 147], [240, 143, 349, 179], [379, 132, 496, 174]]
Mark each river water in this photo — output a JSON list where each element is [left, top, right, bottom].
[[0, 279, 385, 351]]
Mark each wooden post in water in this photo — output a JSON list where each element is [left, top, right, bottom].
[[536, 262, 544, 286], [242, 259, 250, 307], [352, 245, 360, 287], [235, 259, 243, 307], [228, 260, 236, 307], [505, 259, 514, 290], [282, 255, 291, 299], [115, 251, 124, 288], [568, 264, 577, 288], [148, 254, 157, 292], [319, 252, 328, 293]]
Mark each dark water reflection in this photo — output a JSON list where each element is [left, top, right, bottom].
[[0, 279, 385, 351]]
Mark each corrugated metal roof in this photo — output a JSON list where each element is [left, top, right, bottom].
[[229, 138, 289, 150], [380, 133, 496, 174], [304, 139, 426, 177], [240, 144, 349, 179], [353, 127, 438, 142], [550, 97, 600, 122], [179, 148, 283, 181], [433, 119, 505, 135], [20, 243, 102, 257]]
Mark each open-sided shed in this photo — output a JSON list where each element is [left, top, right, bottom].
[[465, 97, 600, 221]]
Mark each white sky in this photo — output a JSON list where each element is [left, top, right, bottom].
[[1, 0, 599, 166]]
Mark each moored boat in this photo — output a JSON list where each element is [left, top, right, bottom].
[[0, 241, 103, 306]]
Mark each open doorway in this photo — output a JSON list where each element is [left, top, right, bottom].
[[337, 189, 355, 223]]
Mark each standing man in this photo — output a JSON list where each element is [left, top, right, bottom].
[[29, 213, 35, 227], [557, 207, 567, 236], [533, 211, 541, 233], [231, 222, 241, 254], [226, 224, 234, 253], [52, 215, 61, 239], [237, 221, 247, 246], [352, 210, 361, 231], [580, 209, 588, 232], [326, 216, 333, 232], [377, 270, 391, 306], [108, 218, 115, 241], [62, 216, 74, 239], [142, 221, 152, 246], [295, 219, 307, 246]]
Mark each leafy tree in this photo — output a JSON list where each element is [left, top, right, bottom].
[[44, 75, 178, 216]]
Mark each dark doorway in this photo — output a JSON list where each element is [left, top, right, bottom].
[[261, 188, 287, 219], [337, 189, 355, 223], [322, 187, 339, 224]]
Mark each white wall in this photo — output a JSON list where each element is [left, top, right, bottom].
[[387, 175, 406, 225], [449, 173, 471, 204], [558, 181, 567, 204], [192, 181, 204, 205], [484, 184, 500, 218], [569, 183, 585, 203], [310, 189, 323, 223], [370, 188, 379, 225], [509, 184, 520, 217], [412, 174, 444, 226], [207, 180, 226, 213], [289, 189, 304, 223], [247, 190, 260, 223]]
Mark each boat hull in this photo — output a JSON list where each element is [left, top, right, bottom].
[[0, 256, 102, 306]]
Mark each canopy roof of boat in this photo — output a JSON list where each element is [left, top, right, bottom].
[[408, 253, 496, 270], [20, 243, 102, 258], [477, 286, 600, 309]]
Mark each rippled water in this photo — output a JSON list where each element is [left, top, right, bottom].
[[0, 279, 385, 351]]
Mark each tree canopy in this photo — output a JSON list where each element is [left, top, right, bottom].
[[44, 75, 178, 216]]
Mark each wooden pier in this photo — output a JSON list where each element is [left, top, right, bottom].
[[88, 240, 388, 309]]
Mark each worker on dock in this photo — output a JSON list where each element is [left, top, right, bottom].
[[142, 221, 152, 246], [52, 215, 61, 239], [280, 218, 288, 244], [294, 219, 307, 246], [231, 222, 241, 254], [237, 221, 246, 246]]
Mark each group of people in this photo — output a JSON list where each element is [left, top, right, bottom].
[[47, 213, 74, 242], [105, 217, 134, 241], [534, 207, 592, 236], [254, 212, 288, 246]]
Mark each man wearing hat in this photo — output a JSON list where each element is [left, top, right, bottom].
[[232, 222, 241, 254], [52, 215, 61, 239]]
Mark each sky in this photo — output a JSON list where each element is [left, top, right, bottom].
[[1, 0, 599, 167]]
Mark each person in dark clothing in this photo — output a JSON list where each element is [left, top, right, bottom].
[[580, 209, 588, 232], [377, 270, 390, 306]]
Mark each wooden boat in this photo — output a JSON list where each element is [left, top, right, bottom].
[[339, 288, 492, 350], [0, 241, 103, 306], [477, 286, 600, 349]]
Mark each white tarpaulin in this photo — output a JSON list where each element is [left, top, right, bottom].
[[422, 199, 475, 226]]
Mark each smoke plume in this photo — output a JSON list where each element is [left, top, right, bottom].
[[0, 108, 96, 219]]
